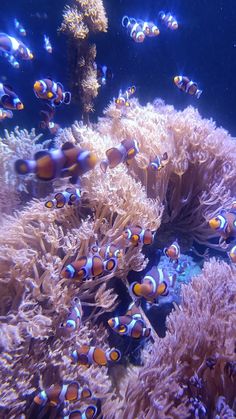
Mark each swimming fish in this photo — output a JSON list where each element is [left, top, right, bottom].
[[137, 20, 160, 37], [174, 76, 202, 99], [0, 83, 24, 110], [148, 152, 169, 171], [58, 297, 83, 337], [15, 142, 97, 183], [115, 85, 136, 109], [159, 11, 178, 30], [100, 138, 139, 173], [39, 107, 61, 136], [123, 226, 154, 247], [45, 187, 81, 209], [14, 19, 26, 36], [72, 345, 121, 367], [0, 108, 13, 121], [33, 381, 92, 407], [164, 240, 180, 262], [108, 302, 151, 339], [33, 78, 71, 107], [122, 16, 145, 43], [90, 243, 123, 259], [63, 405, 98, 419], [61, 254, 117, 282], [44, 35, 52, 53], [228, 242, 236, 264], [130, 266, 175, 302], [96, 64, 113, 86], [0, 32, 33, 64], [209, 208, 236, 240]]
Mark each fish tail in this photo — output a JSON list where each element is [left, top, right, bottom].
[[63, 91, 71, 105], [14, 159, 36, 175], [196, 89, 202, 99]]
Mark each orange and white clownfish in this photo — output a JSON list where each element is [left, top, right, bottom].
[[72, 345, 121, 367], [228, 242, 236, 264], [61, 254, 117, 282], [159, 11, 178, 30], [15, 142, 97, 184], [100, 138, 139, 173], [58, 297, 83, 337], [33, 78, 71, 107], [130, 266, 175, 302], [148, 152, 169, 171], [137, 20, 160, 37], [208, 209, 236, 240], [164, 240, 180, 262], [63, 405, 98, 419], [0, 32, 33, 62], [108, 302, 151, 339], [44, 34, 52, 53], [14, 19, 26, 37], [33, 381, 92, 407], [45, 187, 81, 209], [90, 243, 123, 259], [115, 85, 136, 109], [122, 16, 145, 43], [0, 83, 24, 110], [123, 225, 154, 247], [0, 108, 13, 121], [173, 76, 202, 99]]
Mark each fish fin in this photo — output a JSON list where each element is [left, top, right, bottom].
[[15, 159, 32, 175], [34, 150, 49, 160], [100, 159, 108, 173], [63, 91, 71, 105], [61, 142, 75, 151]]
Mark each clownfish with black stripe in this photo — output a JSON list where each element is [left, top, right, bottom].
[[228, 241, 236, 264], [72, 345, 121, 367], [148, 152, 169, 172], [122, 225, 154, 247], [137, 19, 160, 37], [108, 302, 151, 339], [159, 11, 178, 30], [0, 83, 24, 110], [115, 85, 136, 109], [61, 254, 118, 282], [63, 405, 98, 419], [208, 205, 236, 240], [122, 16, 145, 43], [174, 76, 202, 99], [33, 78, 71, 107], [15, 142, 97, 184], [164, 240, 181, 262], [100, 138, 139, 173], [45, 187, 81, 209], [90, 243, 123, 259], [58, 297, 83, 338], [0, 32, 33, 67], [130, 266, 176, 303]]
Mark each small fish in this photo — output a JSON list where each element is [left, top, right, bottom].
[[130, 266, 175, 302], [137, 19, 160, 37], [164, 240, 180, 262], [58, 297, 83, 337], [122, 16, 145, 43], [45, 187, 81, 209], [100, 138, 139, 173], [15, 142, 97, 183], [30, 12, 48, 20], [174, 76, 202, 98], [0, 83, 24, 110], [90, 243, 123, 259], [209, 209, 236, 240], [96, 64, 113, 86], [228, 242, 236, 264], [123, 226, 154, 247], [72, 345, 121, 367], [33, 381, 92, 407], [0, 32, 33, 62], [148, 152, 168, 171], [44, 34, 52, 53], [40, 107, 61, 136], [61, 254, 117, 282], [63, 405, 98, 419], [14, 19, 26, 36], [108, 302, 151, 339], [0, 108, 13, 121], [115, 85, 136, 109], [33, 78, 71, 107], [159, 11, 178, 30]]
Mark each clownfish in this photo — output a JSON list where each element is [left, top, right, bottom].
[[15, 142, 97, 184], [159, 11, 178, 30], [0, 83, 24, 110], [100, 138, 139, 173], [209, 208, 236, 240], [44, 34, 52, 53], [0, 32, 33, 62], [122, 16, 145, 43], [61, 254, 117, 282], [0, 108, 13, 121], [115, 85, 136, 109], [164, 240, 180, 262], [33, 381, 92, 407], [72, 345, 121, 367], [137, 20, 160, 37], [33, 78, 71, 107], [108, 302, 151, 339], [130, 266, 175, 302], [174, 76, 202, 99], [90, 243, 123, 260], [39, 106, 61, 136], [228, 242, 236, 264], [63, 405, 98, 419], [148, 152, 169, 171], [14, 19, 26, 37], [96, 64, 113, 86], [45, 187, 81, 209], [123, 226, 154, 247], [58, 297, 83, 337]]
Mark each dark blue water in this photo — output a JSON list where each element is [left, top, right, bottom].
[[0, 0, 236, 135]]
